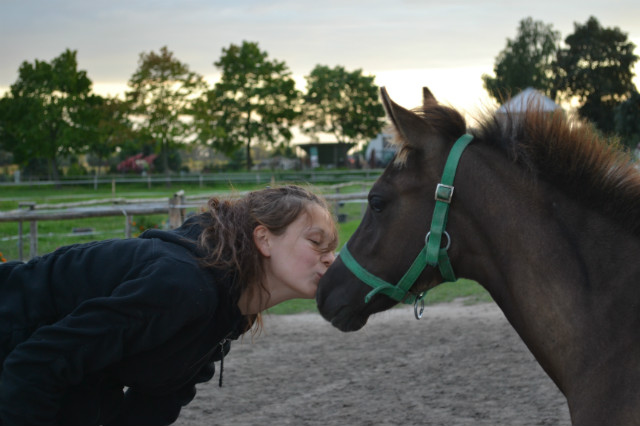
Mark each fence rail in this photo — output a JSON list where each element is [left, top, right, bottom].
[[1, 170, 382, 188], [0, 186, 370, 261]]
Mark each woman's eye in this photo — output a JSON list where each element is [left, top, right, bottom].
[[369, 195, 385, 213]]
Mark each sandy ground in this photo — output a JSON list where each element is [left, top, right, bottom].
[[176, 300, 571, 426]]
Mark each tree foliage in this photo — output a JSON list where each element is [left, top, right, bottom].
[[302, 65, 385, 148], [482, 17, 561, 103], [126, 46, 207, 175], [192, 87, 240, 159], [85, 96, 135, 173], [0, 49, 95, 180], [196, 41, 300, 169], [614, 91, 640, 150], [555, 16, 638, 134]]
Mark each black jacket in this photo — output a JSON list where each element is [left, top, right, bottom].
[[0, 215, 247, 426]]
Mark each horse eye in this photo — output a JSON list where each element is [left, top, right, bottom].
[[369, 195, 386, 213]]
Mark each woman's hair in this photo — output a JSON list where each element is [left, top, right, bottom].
[[197, 185, 338, 332]]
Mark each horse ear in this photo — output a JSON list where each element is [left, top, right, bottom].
[[380, 86, 429, 150], [422, 87, 437, 107]]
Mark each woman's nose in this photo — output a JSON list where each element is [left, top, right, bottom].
[[321, 251, 336, 266]]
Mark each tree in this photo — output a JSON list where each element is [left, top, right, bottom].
[[192, 89, 241, 160], [302, 65, 385, 152], [555, 16, 638, 134], [482, 17, 561, 103], [83, 96, 134, 174], [0, 49, 94, 180], [126, 46, 207, 176], [198, 41, 300, 169], [614, 90, 640, 150]]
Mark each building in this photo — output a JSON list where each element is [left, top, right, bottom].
[[497, 87, 559, 114], [365, 133, 396, 168], [297, 142, 355, 168]]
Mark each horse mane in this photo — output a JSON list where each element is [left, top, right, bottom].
[[475, 106, 640, 235], [390, 99, 640, 235]]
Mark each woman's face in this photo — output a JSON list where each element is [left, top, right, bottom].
[[259, 204, 336, 300]]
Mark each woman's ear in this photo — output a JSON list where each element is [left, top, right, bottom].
[[253, 225, 271, 257]]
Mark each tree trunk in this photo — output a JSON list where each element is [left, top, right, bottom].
[[246, 139, 252, 170], [162, 138, 171, 186], [245, 112, 253, 170], [48, 157, 61, 189]]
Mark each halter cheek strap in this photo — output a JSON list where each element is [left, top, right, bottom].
[[338, 133, 474, 308], [425, 133, 474, 279]]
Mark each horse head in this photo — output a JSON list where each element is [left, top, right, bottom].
[[316, 87, 468, 331]]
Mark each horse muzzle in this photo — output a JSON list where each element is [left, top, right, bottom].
[[316, 258, 373, 331]]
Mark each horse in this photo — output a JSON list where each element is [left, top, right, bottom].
[[316, 87, 640, 425]]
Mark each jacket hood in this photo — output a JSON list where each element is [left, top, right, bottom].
[[139, 213, 245, 307], [139, 213, 208, 256]]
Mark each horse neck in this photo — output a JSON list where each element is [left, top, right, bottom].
[[451, 150, 640, 419]]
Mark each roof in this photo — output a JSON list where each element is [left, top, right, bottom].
[[497, 87, 559, 114]]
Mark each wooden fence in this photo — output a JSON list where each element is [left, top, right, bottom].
[[0, 185, 369, 261], [1, 169, 382, 189]]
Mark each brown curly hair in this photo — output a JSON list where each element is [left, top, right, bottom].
[[197, 185, 338, 332]]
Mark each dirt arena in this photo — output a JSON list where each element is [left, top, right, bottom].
[[176, 300, 571, 426]]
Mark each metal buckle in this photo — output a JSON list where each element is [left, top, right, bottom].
[[435, 183, 454, 203]]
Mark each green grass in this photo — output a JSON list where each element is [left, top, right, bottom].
[[337, 220, 360, 250], [0, 182, 260, 210], [423, 278, 492, 305], [266, 299, 319, 315]]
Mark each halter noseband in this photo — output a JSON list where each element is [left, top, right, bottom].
[[339, 133, 473, 318]]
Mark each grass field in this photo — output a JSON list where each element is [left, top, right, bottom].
[[0, 182, 491, 314]]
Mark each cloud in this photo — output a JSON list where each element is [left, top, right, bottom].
[[2, 0, 639, 112]]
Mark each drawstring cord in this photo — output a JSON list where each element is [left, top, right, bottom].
[[218, 340, 226, 387]]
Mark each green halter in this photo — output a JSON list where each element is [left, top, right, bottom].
[[339, 134, 473, 313]]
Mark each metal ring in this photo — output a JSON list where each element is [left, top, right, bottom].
[[414, 296, 425, 320], [425, 231, 451, 250]]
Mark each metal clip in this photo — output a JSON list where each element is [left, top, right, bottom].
[[414, 294, 425, 320], [435, 183, 454, 203]]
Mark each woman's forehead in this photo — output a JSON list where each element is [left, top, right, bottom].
[[287, 205, 332, 237], [304, 204, 333, 228]]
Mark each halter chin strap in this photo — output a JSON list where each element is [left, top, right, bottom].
[[339, 133, 474, 307]]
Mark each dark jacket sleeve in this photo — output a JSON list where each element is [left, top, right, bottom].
[[0, 257, 214, 426]]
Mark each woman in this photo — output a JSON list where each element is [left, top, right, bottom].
[[0, 185, 337, 426]]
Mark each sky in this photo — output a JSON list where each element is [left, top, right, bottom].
[[2, 0, 640, 138]]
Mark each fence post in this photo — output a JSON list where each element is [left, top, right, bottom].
[[29, 219, 37, 259], [334, 187, 342, 222], [126, 213, 133, 239], [168, 190, 185, 229], [18, 202, 37, 260], [361, 183, 367, 218], [17, 220, 24, 261]]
